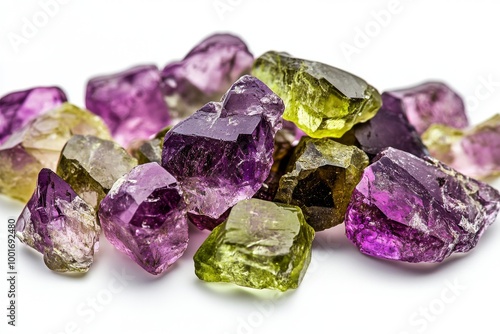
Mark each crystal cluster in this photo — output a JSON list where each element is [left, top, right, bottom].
[[423, 114, 500, 179], [252, 51, 382, 138], [162, 75, 284, 229], [0, 86, 67, 145], [99, 163, 188, 275], [0, 103, 111, 202], [275, 137, 368, 231], [162, 34, 254, 120], [85, 65, 170, 148], [345, 148, 500, 263], [194, 199, 314, 291], [16, 169, 100, 272], [4, 33, 499, 285], [57, 135, 138, 209], [383, 82, 468, 134]]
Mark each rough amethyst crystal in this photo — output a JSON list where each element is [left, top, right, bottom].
[[0, 86, 67, 145], [345, 148, 500, 263], [85, 65, 170, 147], [354, 94, 429, 159], [384, 82, 468, 134], [99, 163, 188, 275], [16, 169, 100, 273], [162, 75, 284, 228], [161, 33, 254, 120]]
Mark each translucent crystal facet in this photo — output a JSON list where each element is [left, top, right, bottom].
[[194, 199, 314, 291], [345, 148, 500, 263], [252, 51, 381, 138], [16, 169, 100, 273]]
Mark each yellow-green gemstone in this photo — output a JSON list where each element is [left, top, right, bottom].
[[275, 137, 369, 231], [131, 126, 171, 165], [0, 103, 111, 202], [252, 51, 382, 138], [57, 135, 138, 209], [194, 198, 314, 291]]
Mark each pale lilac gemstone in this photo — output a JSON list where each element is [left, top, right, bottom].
[[85, 65, 170, 147], [0, 86, 67, 144], [384, 82, 468, 134], [161, 34, 254, 119]]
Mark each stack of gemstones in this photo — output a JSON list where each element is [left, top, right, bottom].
[[1, 34, 499, 292]]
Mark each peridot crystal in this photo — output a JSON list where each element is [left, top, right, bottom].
[[194, 198, 314, 291], [0, 103, 111, 202], [131, 127, 171, 165], [57, 135, 138, 209], [252, 51, 382, 138], [275, 137, 369, 231]]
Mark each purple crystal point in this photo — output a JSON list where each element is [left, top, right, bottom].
[[16, 169, 100, 273], [384, 82, 468, 134], [85, 65, 170, 147], [162, 75, 284, 228], [345, 148, 500, 263], [354, 94, 429, 159], [162, 34, 254, 119], [99, 163, 188, 275], [0, 87, 67, 145]]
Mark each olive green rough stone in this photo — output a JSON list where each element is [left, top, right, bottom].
[[275, 137, 369, 231], [57, 135, 138, 209], [194, 198, 314, 291], [0, 103, 111, 202], [252, 51, 382, 138], [131, 127, 171, 164]]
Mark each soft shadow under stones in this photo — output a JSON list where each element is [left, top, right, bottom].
[[317, 223, 498, 276]]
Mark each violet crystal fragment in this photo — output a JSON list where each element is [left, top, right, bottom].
[[85, 65, 170, 147], [99, 163, 188, 275], [345, 148, 500, 263], [16, 169, 100, 273], [384, 82, 468, 134], [162, 75, 284, 229], [162, 34, 254, 120], [354, 94, 429, 159], [0, 86, 67, 145]]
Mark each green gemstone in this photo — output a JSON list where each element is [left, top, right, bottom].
[[131, 126, 171, 165], [0, 103, 111, 202], [275, 137, 368, 231], [57, 135, 138, 209], [194, 199, 314, 291], [252, 51, 382, 138], [421, 124, 464, 166]]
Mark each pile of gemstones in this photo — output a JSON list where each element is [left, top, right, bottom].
[[2, 34, 499, 292]]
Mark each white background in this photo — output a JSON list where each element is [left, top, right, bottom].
[[1, 1, 500, 334]]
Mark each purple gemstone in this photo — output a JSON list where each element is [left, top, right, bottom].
[[384, 82, 468, 134], [16, 169, 99, 273], [162, 75, 284, 227], [99, 163, 188, 275], [0, 87, 67, 145], [188, 210, 230, 231], [345, 148, 500, 263], [161, 34, 253, 119], [354, 94, 429, 159], [458, 115, 500, 178], [85, 65, 170, 147]]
